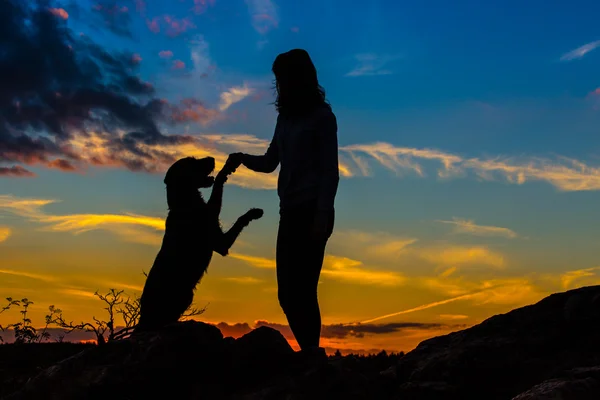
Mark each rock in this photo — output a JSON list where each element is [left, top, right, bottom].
[[395, 285, 600, 400], [3, 321, 294, 400], [512, 367, 600, 400]]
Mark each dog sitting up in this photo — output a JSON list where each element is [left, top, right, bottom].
[[135, 156, 263, 333]]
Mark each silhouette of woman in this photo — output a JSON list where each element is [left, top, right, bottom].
[[226, 49, 339, 364]]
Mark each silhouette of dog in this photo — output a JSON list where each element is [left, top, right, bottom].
[[135, 156, 263, 332]]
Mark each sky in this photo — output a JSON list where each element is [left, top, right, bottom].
[[2, 0, 600, 354]]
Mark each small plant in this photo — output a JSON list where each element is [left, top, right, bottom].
[[0, 297, 20, 343], [7, 298, 38, 344], [0, 285, 207, 345]]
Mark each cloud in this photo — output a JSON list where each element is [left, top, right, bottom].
[[131, 54, 142, 64], [290, 27, 299, 33], [418, 245, 505, 269], [560, 266, 600, 290], [0, 0, 212, 177], [322, 256, 406, 286], [159, 50, 174, 59], [230, 253, 276, 269], [560, 40, 600, 61], [0, 226, 11, 243], [172, 60, 186, 70], [332, 230, 417, 260], [439, 314, 469, 320], [436, 218, 518, 239], [231, 251, 405, 287], [60, 288, 97, 299], [0, 194, 165, 245], [0, 268, 58, 283], [218, 84, 254, 112], [341, 142, 600, 192], [48, 8, 69, 20], [223, 276, 264, 284], [190, 0, 216, 14], [360, 286, 499, 324], [91, 1, 132, 37], [346, 54, 399, 77], [246, 0, 279, 34], [0, 165, 35, 177], [146, 15, 196, 37], [146, 15, 196, 38]]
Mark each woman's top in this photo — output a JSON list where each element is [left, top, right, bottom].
[[243, 105, 339, 212]]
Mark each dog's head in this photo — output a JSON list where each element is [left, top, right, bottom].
[[164, 156, 216, 189]]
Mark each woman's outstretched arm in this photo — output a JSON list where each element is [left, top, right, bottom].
[[240, 120, 280, 173]]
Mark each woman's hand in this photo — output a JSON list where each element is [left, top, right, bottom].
[[225, 153, 244, 173]]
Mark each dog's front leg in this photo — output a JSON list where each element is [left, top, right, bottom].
[[213, 209, 263, 256]]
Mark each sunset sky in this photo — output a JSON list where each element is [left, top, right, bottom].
[[3, 0, 600, 354]]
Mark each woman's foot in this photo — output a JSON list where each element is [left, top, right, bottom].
[[295, 346, 328, 369]]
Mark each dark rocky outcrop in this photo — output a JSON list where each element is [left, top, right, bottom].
[[3, 285, 600, 400], [395, 285, 600, 399]]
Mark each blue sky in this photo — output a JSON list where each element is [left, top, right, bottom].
[[2, 0, 600, 352]]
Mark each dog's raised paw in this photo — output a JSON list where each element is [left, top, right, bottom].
[[246, 208, 264, 220]]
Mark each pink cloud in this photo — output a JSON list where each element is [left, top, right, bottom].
[[191, 0, 216, 14], [159, 50, 174, 59], [131, 53, 142, 64], [290, 26, 299, 33], [146, 15, 196, 37], [48, 8, 69, 20], [146, 18, 160, 33], [172, 60, 186, 70], [591, 88, 600, 96]]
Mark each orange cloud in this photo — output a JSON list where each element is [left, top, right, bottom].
[[418, 245, 505, 269], [47, 158, 77, 172], [48, 8, 69, 20], [0, 165, 35, 177], [0, 226, 11, 243]]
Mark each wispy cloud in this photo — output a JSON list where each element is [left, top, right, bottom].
[[331, 230, 417, 260], [322, 255, 406, 287], [560, 266, 600, 289], [230, 253, 276, 269], [0, 165, 36, 177], [245, 0, 279, 34], [341, 142, 600, 192], [218, 83, 253, 112], [0, 226, 11, 243], [59, 288, 97, 299], [346, 54, 399, 77], [0, 268, 58, 283], [231, 251, 405, 287], [560, 40, 600, 61], [0, 194, 164, 246], [418, 245, 505, 269], [436, 218, 518, 239], [223, 276, 264, 284]]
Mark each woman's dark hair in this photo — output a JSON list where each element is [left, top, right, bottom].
[[272, 49, 330, 116]]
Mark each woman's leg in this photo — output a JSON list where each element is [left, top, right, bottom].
[[276, 205, 334, 351]]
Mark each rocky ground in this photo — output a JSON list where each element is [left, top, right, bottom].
[[2, 285, 600, 399]]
